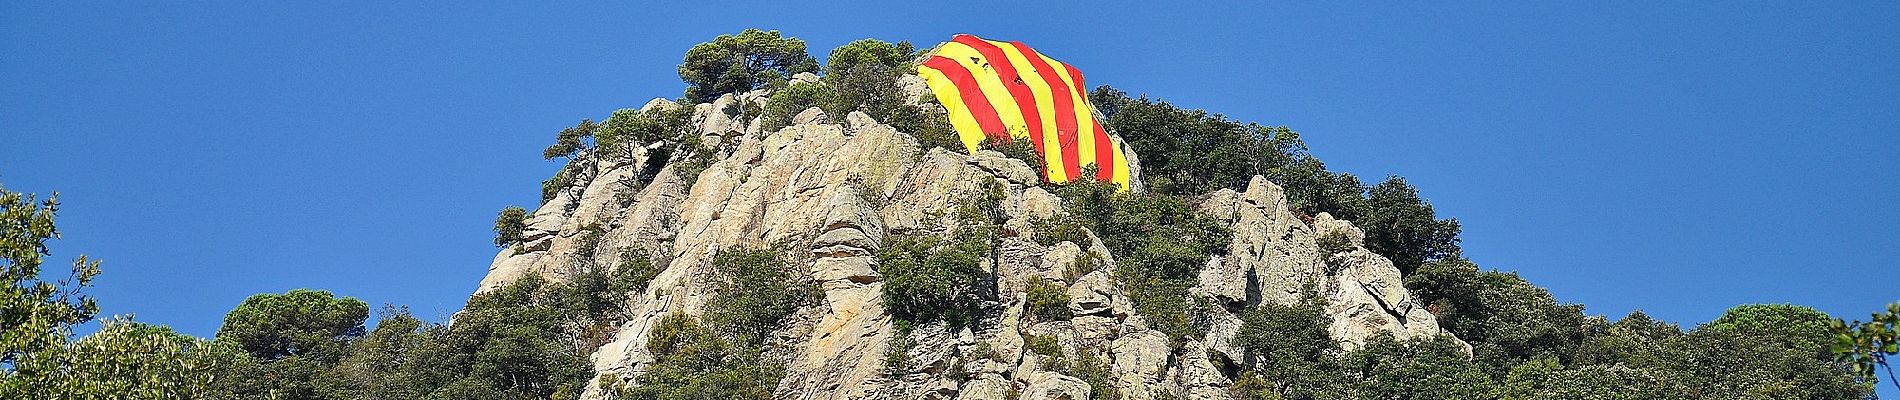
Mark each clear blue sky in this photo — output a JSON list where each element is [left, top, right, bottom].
[[4, 1, 1896, 386]]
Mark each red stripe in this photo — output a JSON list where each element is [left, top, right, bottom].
[[1092, 122, 1115, 181], [1010, 41, 1082, 182], [921, 56, 1007, 140], [1064, 62, 1114, 181], [1066, 63, 1088, 99], [953, 35, 1045, 155]]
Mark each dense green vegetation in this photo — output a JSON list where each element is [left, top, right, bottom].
[[877, 227, 994, 328], [1023, 276, 1073, 322], [605, 248, 811, 400], [1090, 88, 1461, 274], [1091, 85, 1875, 398], [877, 185, 1005, 329], [1221, 289, 1871, 399], [0, 184, 661, 399], [605, 313, 777, 400], [1040, 178, 1231, 346]]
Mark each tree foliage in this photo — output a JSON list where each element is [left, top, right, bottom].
[[215, 289, 369, 362], [759, 81, 839, 132], [1403, 258, 1596, 375], [825, 39, 914, 77], [0, 186, 99, 367], [3, 319, 251, 400], [1361, 177, 1462, 274], [596, 105, 695, 159], [704, 248, 816, 347], [1093, 86, 1461, 273], [1232, 294, 1348, 400], [824, 39, 914, 121], [1051, 179, 1228, 344], [608, 313, 778, 400], [878, 206, 998, 328], [1343, 334, 1494, 400], [1092, 87, 1306, 197], [884, 96, 960, 153], [0, 184, 248, 399], [493, 206, 528, 248], [679, 29, 818, 103], [543, 119, 598, 161], [1832, 301, 1900, 391]]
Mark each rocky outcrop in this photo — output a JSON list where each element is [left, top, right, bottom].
[[1197, 177, 1463, 353], [471, 79, 1463, 400]]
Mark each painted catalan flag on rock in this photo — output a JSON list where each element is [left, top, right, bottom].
[[915, 34, 1132, 189]]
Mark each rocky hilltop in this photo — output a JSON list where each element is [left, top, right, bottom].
[[473, 73, 1460, 400]]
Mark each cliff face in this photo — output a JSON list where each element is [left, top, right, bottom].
[[472, 75, 1462, 400]]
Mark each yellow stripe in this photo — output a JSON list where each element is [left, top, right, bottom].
[[988, 40, 1068, 183], [933, 43, 1028, 142], [1037, 52, 1099, 176], [914, 65, 986, 153], [1111, 136, 1132, 188]]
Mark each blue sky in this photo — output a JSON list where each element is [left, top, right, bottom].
[[4, 1, 1896, 389]]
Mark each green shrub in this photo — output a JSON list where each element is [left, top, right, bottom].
[[1342, 334, 1494, 400], [1090, 87, 1304, 197], [493, 206, 528, 248], [885, 320, 915, 373], [978, 135, 1046, 182], [1031, 217, 1090, 248], [5, 319, 254, 400], [823, 38, 926, 135], [1232, 294, 1348, 400], [876, 230, 992, 328], [611, 248, 662, 297], [825, 57, 902, 121], [541, 168, 570, 203], [616, 312, 779, 400], [966, 341, 996, 363], [563, 246, 660, 321], [1064, 251, 1101, 283], [704, 248, 815, 346], [430, 275, 595, 398], [886, 101, 962, 153], [1269, 156, 1370, 221], [1025, 334, 1065, 371], [669, 130, 720, 187], [1316, 229, 1354, 255], [679, 29, 818, 103], [1661, 304, 1868, 398], [1402, 258, 1596, 376], [1071, 353, 1122, 400], [1024, 277, 1073, 321], [1050, 179, 1229, 344]]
